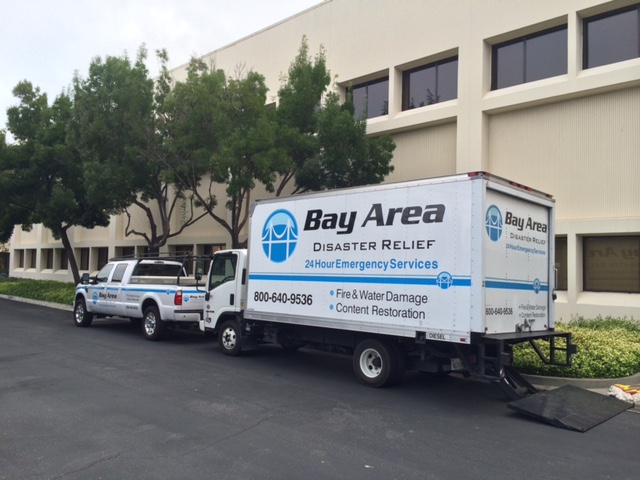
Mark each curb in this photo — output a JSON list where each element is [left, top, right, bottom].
[[0, 294, 73, 312]]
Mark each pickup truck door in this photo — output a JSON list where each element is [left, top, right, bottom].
[[109, 263, 129, 317], [205, 252, 239, 326], [86, 263, 115, 315]]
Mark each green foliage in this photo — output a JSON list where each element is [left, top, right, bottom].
[[275, 37, 395, 195], [0, 277, 76, 305], [514, 317, 640, 378]]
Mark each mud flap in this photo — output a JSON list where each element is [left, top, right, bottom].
[[507, 384, 633, 432]]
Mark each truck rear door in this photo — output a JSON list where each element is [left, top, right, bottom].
[[483, 186, 554, 334]]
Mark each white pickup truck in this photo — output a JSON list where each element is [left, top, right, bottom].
[[73, 257, 206, 340]]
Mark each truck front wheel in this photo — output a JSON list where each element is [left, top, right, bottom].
[[73, 298, 93, 327], [218, 320, 242, 356], [353, 339, 398, 388], [142, 306, 166, 341]]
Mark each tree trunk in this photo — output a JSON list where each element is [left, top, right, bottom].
[[59, 227, 81, 284]]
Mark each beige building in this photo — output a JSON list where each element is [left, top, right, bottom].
[[9, 0, 640, 321]]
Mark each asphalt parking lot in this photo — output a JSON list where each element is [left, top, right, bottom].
[[2, 298, 639, 480]]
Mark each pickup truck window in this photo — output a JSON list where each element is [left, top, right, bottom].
[[133, 263, 183, 277], [111, 264, 128, 283], [209, 254, 237, 290], [96, 264, 115, 283]]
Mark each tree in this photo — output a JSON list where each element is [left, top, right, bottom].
[[275, 37, 395, 194], [295, 91, 395, 192], [274, 36, 331, 195], [70, 46, 206, 254], [164, 60, 281, 247], [0, 82, 111, 283]]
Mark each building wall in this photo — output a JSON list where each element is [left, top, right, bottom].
[[9, 0, 640, 321]]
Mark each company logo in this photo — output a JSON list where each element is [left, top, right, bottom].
[[92, 291, 99, 305], [485, 205, 503, 241], [262, 209, 299, 263], [436, 272, 454, 290], [533, 278, 541, 294]]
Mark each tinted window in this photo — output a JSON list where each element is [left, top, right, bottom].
[[583, 236, 640, 293], [95, 264, 115, 283], [403, 57, 458, 110], [492, 26, 567, 90], [350, 78, 389, 119], [584, 6, 640, 69], [111, 264, 128, 283]]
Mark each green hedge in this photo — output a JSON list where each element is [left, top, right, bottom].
[[0, 277, 76, 306], [514, 316, 640, 379]]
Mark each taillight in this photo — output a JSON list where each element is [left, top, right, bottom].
[[174, 290, 183, 306]]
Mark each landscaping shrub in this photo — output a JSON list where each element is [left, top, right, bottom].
[[0, 277, 76, 306], [514, 316, 640, 379]]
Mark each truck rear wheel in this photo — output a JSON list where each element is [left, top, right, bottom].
[[73, 298, 93, 327], [142, 306, 166, 341], [218, 320, 241, 356], [353, 339, 398, 388]]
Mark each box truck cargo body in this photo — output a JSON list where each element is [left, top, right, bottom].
[[201, 172, 574, 394]]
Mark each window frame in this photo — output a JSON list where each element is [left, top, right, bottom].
[[402, 56, 458, 111], [349, 76, 390, 119], [491, 24, 568, 90], [582, 235, 640, 293], [582, 4, 640, 69]]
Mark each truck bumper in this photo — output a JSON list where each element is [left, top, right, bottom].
[[172, 310, 202, 322]]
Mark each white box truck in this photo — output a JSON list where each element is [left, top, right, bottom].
[[200, 172, 575, 397]]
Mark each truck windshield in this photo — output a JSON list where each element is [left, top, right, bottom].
[[209, 254, 237, 290]]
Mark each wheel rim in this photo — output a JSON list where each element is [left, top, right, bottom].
[[221, 327, 237, 351], [359, 347, 383, 379], [144, 313, 157, 336], [75, 304, 84, 324]]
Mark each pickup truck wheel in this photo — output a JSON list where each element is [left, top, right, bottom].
[[353, 339, 397, 388], [142, 306, 166, 341], [73, 298, 93, 327], [218, 320, 241, 356]]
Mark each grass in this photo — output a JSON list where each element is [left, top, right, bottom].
[[1, 277, 638, 379]]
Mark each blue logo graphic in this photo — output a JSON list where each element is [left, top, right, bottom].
[[485, 205, 503, 241], [533, 278, 541, 294], [92, 291, 99, 305], [436, 272, 454, 290], [262, 209, 299, 263]]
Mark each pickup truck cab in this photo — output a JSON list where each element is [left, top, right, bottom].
[[73, 257, 206, 340]]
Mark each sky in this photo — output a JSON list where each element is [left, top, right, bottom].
[[0, 0, 320, 142]]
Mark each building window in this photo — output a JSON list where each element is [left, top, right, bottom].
[[60, 249, 68, 271], [491, 25, 567, 90], [402, 57, 458, 110], [118, 246, 135, 259], [583, 5, 640, 69], [44, 249, 54, 270], [17, 250, 24, 268], [349, 77, 389, 119], [27, 249, 37, 269], [97, 247, 109, 270], [555, 237, 568, 291], [583, 236, 640, 293], [79, 248, 90, 271]]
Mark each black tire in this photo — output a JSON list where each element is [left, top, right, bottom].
[[73, 298, 93, 327], [218, 320, 242, 356], [353, 338, 398, 388], [142, 306, 166, 341]]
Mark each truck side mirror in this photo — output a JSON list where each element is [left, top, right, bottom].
[[195, 259, 205, 281], [80, 273, 91, 285]]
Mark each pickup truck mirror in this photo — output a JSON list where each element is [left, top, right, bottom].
[[195, 259, 205, 281], [80, 273, 91, 285]]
